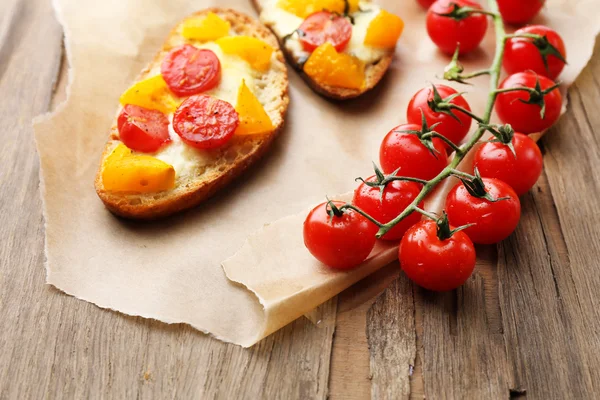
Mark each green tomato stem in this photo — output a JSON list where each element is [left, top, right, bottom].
[[375, 0, 506, 239]]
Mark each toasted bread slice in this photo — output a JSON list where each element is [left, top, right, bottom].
[[253, 0, 395, 100], [95, 8, 289, 219]]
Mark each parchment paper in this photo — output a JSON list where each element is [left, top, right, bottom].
[[35, 0, 600, 347]]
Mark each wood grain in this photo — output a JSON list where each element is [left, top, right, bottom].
[[0, 0, 336, 398]]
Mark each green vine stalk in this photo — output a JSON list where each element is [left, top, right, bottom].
[[375, 0, 507, 238]]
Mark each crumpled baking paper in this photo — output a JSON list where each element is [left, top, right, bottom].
[[34, 0, 600, 346]]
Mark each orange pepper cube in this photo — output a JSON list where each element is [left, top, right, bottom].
[[102, 144, 175, 193], [216, 36, 274, 72], [235, 80, 274, 135], [303, 43, 365, 90], [364, 10, 404, 49]]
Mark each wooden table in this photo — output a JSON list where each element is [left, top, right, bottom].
[[2, 0, 600, 398]]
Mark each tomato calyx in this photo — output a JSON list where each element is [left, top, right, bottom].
[[443, 46, 491, 85], [443, 46, 468, 84], [509, 33, 568, 74], [325, 198, 345, 221], [480, 123, 517, 157], [434, 3, 493, 21], [451, 167, 510, 203], [396, 108, 463, 156], [427, 84, 480, 125], [415, 208, 474, 241], [325, 198, 383, 227], [497, 77, 561, 119], [356, 163, 428, 202]]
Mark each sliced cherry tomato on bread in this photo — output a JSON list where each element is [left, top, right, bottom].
[[117, 105, 171, 153], [172, 95, 239, 150], [161, 45, 221, 97], [298, 11, 353, 52]]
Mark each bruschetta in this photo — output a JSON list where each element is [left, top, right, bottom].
[[94, 8, 289, 219], [254, 0, 403, 99]]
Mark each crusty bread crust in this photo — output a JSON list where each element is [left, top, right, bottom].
[[252, 0, 394, 100], [94, 8, 289, 219]]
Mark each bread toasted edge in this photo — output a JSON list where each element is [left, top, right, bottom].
[[252, 0, 394, 100], [94, 8, 289, 220]]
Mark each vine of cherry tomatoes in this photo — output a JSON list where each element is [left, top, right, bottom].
[[304, 0, 566, 292]]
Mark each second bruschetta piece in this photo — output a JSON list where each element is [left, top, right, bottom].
[[254, 0, 404, 99]]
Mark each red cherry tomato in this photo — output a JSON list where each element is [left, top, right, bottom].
[[417, 0, 436, 9], [407, 85, 473, 146], [504, 25, 566, 80], [172, 95, 239, 150], [399, 219, 476, 291], [497, 0, 545, 25], [298, 11, 353, 52], [352, 176, 423, 241], [304, 201, 379, 270], [474, 133, 543, 196], [426, 0, 488, 55], [161, 45, 221, 97], [117, 105, 171, 153], [379, 124, 448, 180], [495, 72, 562, 134], [445, 178, 521, 244]]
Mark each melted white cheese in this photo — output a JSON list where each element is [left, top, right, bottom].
[[260, 0, 387, 64], [150, 116, 217, 178]]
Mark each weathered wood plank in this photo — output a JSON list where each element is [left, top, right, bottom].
[[330, 264, 399, 400], [367, 274, 416, 400], [0, 0, 337, 398]]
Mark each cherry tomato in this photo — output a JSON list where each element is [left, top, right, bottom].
[[495, 72, 562, 134], [117, 105, 171, 153], [445, 178, 521, 244], [407, 85, 473, 146], [161, 45, 221, 97], [298, 11, 353, 52], [379, 124, 448, 180], [474, 133, 543, 196], [504, 25, 566, 80], [497, 0, 544, 25], [417, 0, 436, 9], [173, 95, 239, 150], [426, 0, 488, 55], [399, 219, 476, 291], [304, 201, 379, 269], [352, 176, 423, 241]]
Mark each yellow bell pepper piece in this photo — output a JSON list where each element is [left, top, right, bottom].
[[303, 43, 365, 90], [235, 80, 274, 136], [119, 75, 179, 115], [216, 36, 274, 72], [102, 144, 175, 193], [277, 0, 359, 18], [364, 10, 404, 49], [182, 12, 231, 42]]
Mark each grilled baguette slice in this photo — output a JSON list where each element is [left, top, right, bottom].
[[253, 0, 394, 100], [95, 8, 289, 219]]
